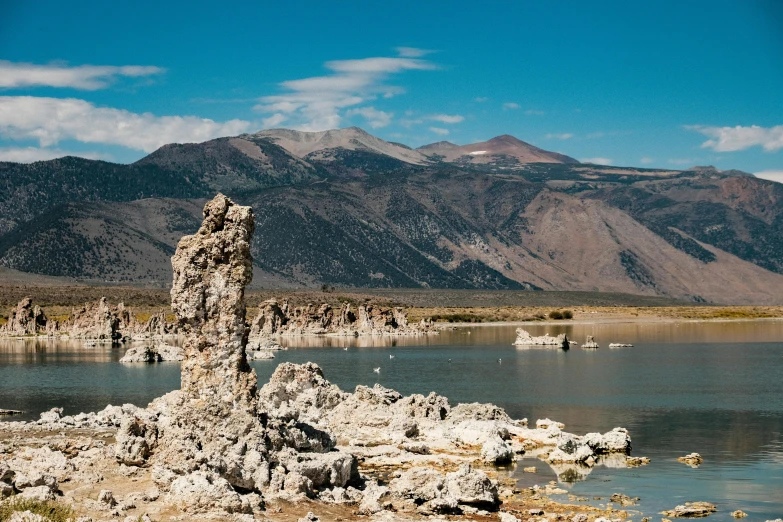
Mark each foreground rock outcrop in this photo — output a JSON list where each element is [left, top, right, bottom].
[[110, 194, 362, 513]]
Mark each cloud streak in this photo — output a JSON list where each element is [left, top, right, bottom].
[[255, 54, 436, 131], [0, 96, 253, 152], [346, 106, 393, 128], [0, 61, 164, 90], [754, 170, 783, 184], [429, 114, 464, 124], [581, 157, 612, 164], [687, 124, 783, 152], [545, 133, 573, 140]]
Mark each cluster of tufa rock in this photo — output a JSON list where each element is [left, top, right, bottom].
[[0, 446, 64, 502], [582, 335, 600, 349], [513, 328, 569, 349], [0, 296, 176, 342], [249, 298, 434, 339]]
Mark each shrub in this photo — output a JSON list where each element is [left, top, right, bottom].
[[562, 310, 573, 319], [548, 310, 564, 320], [0, 498, 74, 522]]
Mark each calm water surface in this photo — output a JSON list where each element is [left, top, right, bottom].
[[1, 321, 782, 520]]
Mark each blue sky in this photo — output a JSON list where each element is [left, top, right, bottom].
[[0, 0, 781, 180]]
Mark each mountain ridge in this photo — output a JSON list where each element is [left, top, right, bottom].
[[0, 127, 781, 304]]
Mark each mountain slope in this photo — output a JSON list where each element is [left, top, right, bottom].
[[419, 134, 579, 165], [0, 136, 322, 237], [253, 127, 430, 165], [1, 128, 782, 303]]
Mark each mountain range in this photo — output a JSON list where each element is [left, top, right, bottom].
[[1, 126, 782, 304]]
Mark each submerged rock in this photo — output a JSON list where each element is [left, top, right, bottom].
[[678, 452, 704, 467]]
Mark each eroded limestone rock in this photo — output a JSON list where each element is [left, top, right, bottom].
[[513, 328, 569, 349], [248, 298, 433, 339], [661, 502, 717, 518], [111, 194, 358, 511], [119, 344, 183, 363], [1, 297, 47, 336]]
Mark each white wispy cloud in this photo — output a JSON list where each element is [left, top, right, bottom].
[[545, 133, 573, 140], [0, 146, 110, 163], [754, 170, 783, 184], [346, 106, 393, 128], [686, 124, 783, 152], [0, 61, 164, 90], [474, 97, 488, 103], [581, 157, 612, 164], [640, 157, 654, 164], [525, 109, 545, 116], [0, 96, 253, 152], [255, 54, 436, 131], [395, 47, 435, 58], [429, 127, 449, 135], [503, 102, 520, 110], [262, 113, 288, 128], [429, 114, 464, 124]]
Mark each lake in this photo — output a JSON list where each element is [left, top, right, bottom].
[[1, 320, 782, 520]]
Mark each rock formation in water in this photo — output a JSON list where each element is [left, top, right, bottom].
[[248, 298, 433, 338], [1, 297, 48, 336], [581, 335, 600, 349], [63, 298, 121, 341], [512, 328, 569, 349], [119, 344, 183, 363]]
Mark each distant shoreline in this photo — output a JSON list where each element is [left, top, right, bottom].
[[437, 315, 783, 327]]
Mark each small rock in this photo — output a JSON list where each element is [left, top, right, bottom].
[[98, 489, 117, 506], [523, 466, 536, 473], [500, 513, 520, 522], [626, 456, 651, 467], [530, 509, 545, 516], [536, 418, 565, 429], [481, 435, 514, 464], [677, 453, 704, 467], [661, 502, 717, 518], [0, 482, 14, 498], [39, 407, 63, 423], [731, 511, 747, 519], [572, 515, 588, 522], [18, 485, 57, 502], [298, 513, 320, 522], [610, 493, 640, 506]]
